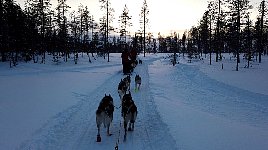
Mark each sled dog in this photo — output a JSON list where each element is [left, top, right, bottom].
[[96, 94, 114, 142], [132, 60, 138, 68], [118, 79, 127, 100], [121, 92, 137, 139], [123, 75, 131, 91], [135, 74, 141, 90]]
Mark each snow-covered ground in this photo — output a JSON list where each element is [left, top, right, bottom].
[[0, 53, 267, 150]]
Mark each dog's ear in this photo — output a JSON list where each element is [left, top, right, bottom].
[[109, 94, 111, 97], [105, 94, 107, 96]]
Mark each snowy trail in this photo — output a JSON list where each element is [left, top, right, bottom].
[[5, 53, 267, 150], [121, 58, 178, 150], [172, 63, 268, 129], [18, 56, 178, 150], [149, 57, 268, 150], [18, 65, 123, 150]]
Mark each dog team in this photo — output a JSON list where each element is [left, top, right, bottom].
[[96, 74, 142, 142]]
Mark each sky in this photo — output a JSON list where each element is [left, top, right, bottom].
[[16, 0, 263, 37]]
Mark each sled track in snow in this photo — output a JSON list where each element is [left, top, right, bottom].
[[127, 60, 178, 150], [18, 59, 178, 150], [18, 65, 122, 149], [171, 64, 268, 129]]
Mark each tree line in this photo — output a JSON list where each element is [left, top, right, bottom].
[[1, 0, 266, 70], [157, 0, 268, 70], [0, 0, 149, 66]]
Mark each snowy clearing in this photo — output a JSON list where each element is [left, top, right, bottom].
[[0, 53, 267, 150]]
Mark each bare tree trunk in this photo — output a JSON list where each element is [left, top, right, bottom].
[[236, 1, 240, 71], [143, 8, 146, 57]]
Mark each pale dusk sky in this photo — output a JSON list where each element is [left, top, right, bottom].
[[15, 0, 263, 37]]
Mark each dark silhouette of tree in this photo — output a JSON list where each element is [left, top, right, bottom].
[[152, 38, 157, 53], [158, 33, 167, 53], [140, 0, 149, 57], [257, 0, 267, 63], [254, 17, 262, 61], [172, 32, 178, 66], [89, 15, 98, 57], [99, 16, 107, 56], [56, 0, 70, 62], [181, 32, 187, 57], [215, 0, 225, 62], [190, 26, 201, 56], [188, 27, 200, 60], [225, 0, 252, 71], [187, 30, 195, 62], [119, 4, 132, 46], [241, 13, 253, 68], [0, 0, 5, 61], [207, 0, 217, 65], [199, 11, 210, 57], [1, 0, 39, 65], [24, 0, 52, 63], [77, 5, 91, 57], [69, 11, 79, 51], [99, 0, 114, 62]]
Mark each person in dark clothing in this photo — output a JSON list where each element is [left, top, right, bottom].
[[121, 49, 131, 75], [129, 48, 138, 70], [130, 48, 137, 63]]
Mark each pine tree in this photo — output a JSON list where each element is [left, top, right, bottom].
[[172, 32, 178, 66], [207, 0, 217, 65], [0, 0, 5, 61], [187, 27, 201, 60], [99, 16, 107, 56], [24, 0, 52, 63], [119, 4, 132, 46], [56, 0, 70, 62], [187, 31, 194, 62], [158, 32, 167, 53], [254, 18, 262, 62], [99, 0, 114, 62], [242, 13, 253, 68], [190, 26, 200, 57], [215, 0, 226, 62], [181, 32, 187, 57], [69, 10, 79, 51], [199, 11, 210, 56], [257, 0, 267, 63], [77, 5, 91, 54], [140, 0, 149, 57], [88, 15, 97, 59], [225, 0, 252, 71]]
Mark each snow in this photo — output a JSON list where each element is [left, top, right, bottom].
[[149, 54, 268, 150], [0, 53, 267, 150]]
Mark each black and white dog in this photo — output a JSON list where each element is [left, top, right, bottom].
[[96, 94, 114, 142], [123, 75, 131, 91], [121, 92, 137, 140], [118, 79, 127, 100], [135, 74, 141, 91]]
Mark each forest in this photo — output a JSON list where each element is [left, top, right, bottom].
[[0, 0, 267, 71]]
